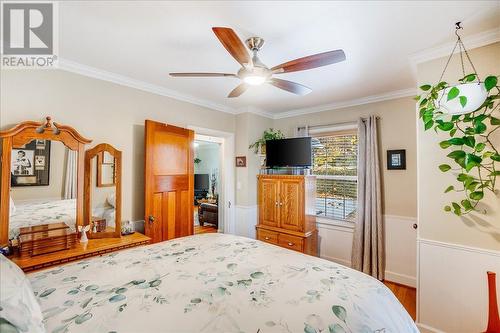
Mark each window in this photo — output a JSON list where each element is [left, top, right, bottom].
[[312, 130, 358, 222]]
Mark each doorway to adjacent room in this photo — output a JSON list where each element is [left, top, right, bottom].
[[193, 135, 221, 234]]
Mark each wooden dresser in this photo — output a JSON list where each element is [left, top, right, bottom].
[[10, 233, 151, 272], [256, 175, 318, 256]]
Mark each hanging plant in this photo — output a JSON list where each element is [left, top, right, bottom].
[[249, 128, 285, 154], [194, 157, 202, 164], [417, 23, 499, 216]]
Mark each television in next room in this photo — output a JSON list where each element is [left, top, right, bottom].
[[194, 174, 209, 191], [265, 137, 312, 168]]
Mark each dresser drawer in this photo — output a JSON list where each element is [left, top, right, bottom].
[[257, 229, 279, 245], [278, 233, 304, 252]]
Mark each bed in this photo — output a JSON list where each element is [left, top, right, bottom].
[[9, 199, 77, 240], [26, 233, 418, 333]]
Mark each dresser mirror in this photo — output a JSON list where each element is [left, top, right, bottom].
[[84, 144, 121, 238], [0, 117, 91, 247]]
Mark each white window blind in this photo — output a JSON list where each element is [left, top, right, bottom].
[[312, 131, 358, 222]]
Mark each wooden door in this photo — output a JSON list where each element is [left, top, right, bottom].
[[279, 178, 303, 232], [144, 120, 194, 243], [259, 178, 280, 228]]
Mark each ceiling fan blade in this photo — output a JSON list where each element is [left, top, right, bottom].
[[271, 49, 346, 74], [228, 83, 248, 98], [212, 27, 251, 67], [269, 78, 312, 96], [170, 72, 236, 77]]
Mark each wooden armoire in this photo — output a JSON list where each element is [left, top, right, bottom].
[[256, 175, 318, 256]]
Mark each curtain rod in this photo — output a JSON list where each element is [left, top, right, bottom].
[[299, 117, 380, 130]]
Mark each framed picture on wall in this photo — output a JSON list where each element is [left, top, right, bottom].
[[387, 149, 406, 170], [235, 156, 247, 167], [11, 140, 51, 186]]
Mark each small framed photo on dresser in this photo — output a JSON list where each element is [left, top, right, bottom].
[[387, 149, 406, 170]]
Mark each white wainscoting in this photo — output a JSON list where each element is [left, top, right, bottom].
[[233, 207, 417, 287], [317, 215, 417, 287], [417, 238, 500, 333], [234, 205, 258, 239]]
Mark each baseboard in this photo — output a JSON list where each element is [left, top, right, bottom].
[[320, 254, 351, 267], [385, 270, 416, 288], [416, 323, 446, 333]]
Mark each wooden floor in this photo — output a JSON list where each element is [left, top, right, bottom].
[[194, 225, 217, 234], [383, 281, 416, 320]]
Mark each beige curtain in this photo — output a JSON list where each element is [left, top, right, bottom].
[[351, 116, 384, 280], [63, 149, 77, 199]]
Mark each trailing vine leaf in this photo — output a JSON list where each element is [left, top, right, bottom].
[[460, 73, 476, 82], [491, 117, 500, 125], [447, 87, 460, 101], [444, 185, 454, 193], [420, 84, 432, 91], [459, 96, 467, 107], [447, 150, 466, 160], [439, 164, 451, 172], [484, 76, 498, 91], [424, 119, 434, 130], [470, 191, 484, 200], [475, 143, 486, 152]]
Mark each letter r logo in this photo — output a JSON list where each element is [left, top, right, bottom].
[[2, 3, 53, 55]]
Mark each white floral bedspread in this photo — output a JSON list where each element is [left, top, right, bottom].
[[9, 199, 76, 240], [28, 233, 418, 333]]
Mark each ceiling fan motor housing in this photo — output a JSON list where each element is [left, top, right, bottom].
[[245, 37, 265, 52]]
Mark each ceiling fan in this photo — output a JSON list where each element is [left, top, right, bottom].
[[169, 27, 346, 98]]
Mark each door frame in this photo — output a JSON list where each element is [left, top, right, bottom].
[[188, 126, 235, 234]]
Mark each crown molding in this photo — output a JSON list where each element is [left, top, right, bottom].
[[408, 27, 500, 76], [57, 58, 238, 115], [234, 106, 275, 119], [272, 87, 417, 119], [55, 58, 416, 121]]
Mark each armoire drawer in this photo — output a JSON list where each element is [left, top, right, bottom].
[[278, 233, 304, 252], [257, 229, 279, 245]]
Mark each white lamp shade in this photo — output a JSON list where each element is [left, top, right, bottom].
[[438, 83, 488, 115]]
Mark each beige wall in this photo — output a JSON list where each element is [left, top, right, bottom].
[[417, 42, 500, 251], [10, 140, 67, 202], [1, 69, 236, 221], [235, 112, 273, 206], [272, 97, 418, 218]]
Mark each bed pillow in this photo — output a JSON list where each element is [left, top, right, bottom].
[[0, 255, 45, 333], [9, 196, 16, 215]]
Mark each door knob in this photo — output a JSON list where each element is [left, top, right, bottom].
[[148, 215, 155, 224], [413, 223, 418, 229], [287, 242, 294, 246], [275, 201, 278, 206], [279, 202, 283, 206]]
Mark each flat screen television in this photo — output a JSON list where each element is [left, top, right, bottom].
[[265, 137, 312, 168], [194, 174, 209, 191]]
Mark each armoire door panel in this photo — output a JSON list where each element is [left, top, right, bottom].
[[280, 179, 303, 232], [259, 179, 280, 228]]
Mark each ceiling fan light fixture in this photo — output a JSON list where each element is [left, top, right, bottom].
[[243, 75, 267, 86]]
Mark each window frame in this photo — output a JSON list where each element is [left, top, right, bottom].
[[311, 126, 359, 226]]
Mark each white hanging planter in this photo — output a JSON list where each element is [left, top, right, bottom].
[[437, 82, 488, 115]]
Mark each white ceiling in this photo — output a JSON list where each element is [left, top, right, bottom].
[[59, 1, 500, 117]]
